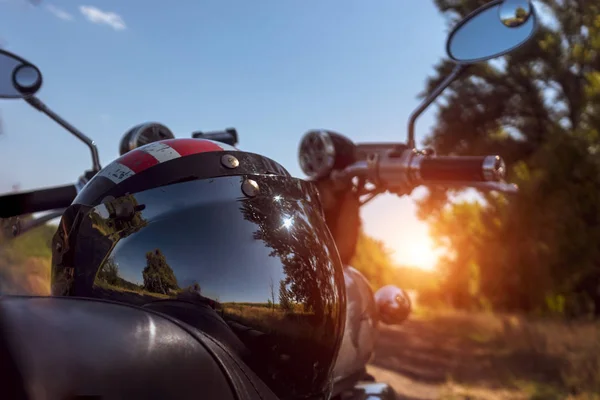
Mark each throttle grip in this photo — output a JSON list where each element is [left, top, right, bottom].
[[0, 184, 77, 218], [414, 155, 505, 183]]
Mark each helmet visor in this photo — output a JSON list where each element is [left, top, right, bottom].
[[55, 175, 345, 399]]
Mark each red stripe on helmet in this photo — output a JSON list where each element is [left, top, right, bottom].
[[117, 149, 160, 173], [161, 138, 223, 156]]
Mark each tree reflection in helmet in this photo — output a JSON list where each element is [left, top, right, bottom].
[[51, 139, 346, 400]]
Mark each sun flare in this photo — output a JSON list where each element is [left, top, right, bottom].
[[397, 234, 440, 271]]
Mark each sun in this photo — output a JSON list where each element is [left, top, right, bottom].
[[396, 233, 440, 271]]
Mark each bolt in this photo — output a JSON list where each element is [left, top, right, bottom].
[[221, 154, 239, 169], [242, 179, 259, 197]]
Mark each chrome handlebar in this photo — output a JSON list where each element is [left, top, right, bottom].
[[330, 148, 517, 195]]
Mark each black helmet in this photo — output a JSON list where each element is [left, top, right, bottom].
[[51, 138, 346, 400]]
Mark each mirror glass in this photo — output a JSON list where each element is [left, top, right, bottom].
[[0, 50, 42, 98], [13, 65, 41, 92], [500, 0, 532, 27], [446, 1, 537, 63]]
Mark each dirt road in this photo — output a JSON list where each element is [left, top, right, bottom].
[[366, 313, 574, 400]]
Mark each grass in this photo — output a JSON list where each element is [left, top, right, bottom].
[[94, 280, 171, 299], [395, 308, 600, 399], [221, 302, 333, 342], [0, 256, 51, 295], [0, 227, 54, 296]]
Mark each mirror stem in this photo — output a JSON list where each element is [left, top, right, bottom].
[[25, 96, 102, 172], [407, 63, 469, 149]]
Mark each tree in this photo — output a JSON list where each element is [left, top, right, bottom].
[[142, 249, 179, 295], [278, 280, 294, 313], [238, 178, 341, 320], [350, 229, 396, 289], [269, 277, 276, 311], [419, 0, 600, 315], [97, 258, 120, 286]]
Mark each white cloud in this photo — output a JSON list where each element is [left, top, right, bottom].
[[46, 4, 73, 21], [79, 5, 126, 31]]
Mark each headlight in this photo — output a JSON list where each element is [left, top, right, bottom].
[[298, 129, 356, 179], [119, 122, 175, 155]]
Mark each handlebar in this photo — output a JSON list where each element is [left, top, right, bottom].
[[330, 149, 510, 194], [416, 155, 505, 183], [0, 184, 77, 218]]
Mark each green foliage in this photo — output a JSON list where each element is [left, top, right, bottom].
[[278, 280, 294, 313], [142, 249, 179, 295], [96, 258, 141, 291], [4, 224, 56, 260], [420, 0, 600, 316], [0, 223, 55, 295], [350, 229, 439, 298], [97, 258, 120, 286], [350, 229, 396, 289]]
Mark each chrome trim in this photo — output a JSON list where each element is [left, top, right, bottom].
[[339, 382, 397, 400], [421, 180, 518, 193], [482, 155, 506, 181], [128, 124, 144, 152], [408, 152, 423, 184], [298, 130, 337, 179], [345, 160, 370, 178], [333, 266, 378, 387], [376, 148, 415, 194], [374, 285, 411, 325], [477, 181, 518, 193]]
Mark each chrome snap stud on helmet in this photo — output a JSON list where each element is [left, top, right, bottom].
[[51, 138, 346, 400]]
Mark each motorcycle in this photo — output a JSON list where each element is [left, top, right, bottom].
[[0, 1, 537, 399]]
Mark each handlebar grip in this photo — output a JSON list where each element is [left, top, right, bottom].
[[416, 155, 505, 183], [0, 184, 77, 218]]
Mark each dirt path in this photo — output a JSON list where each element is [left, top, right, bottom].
[[366, 313, 568, 400]]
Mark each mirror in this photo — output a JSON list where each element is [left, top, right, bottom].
[[13, 64, 42, 93], [0, 49, 43, 98], [446, 0, 537, 63], [499, 0, 532, 27], [374, 285, 412, 325]]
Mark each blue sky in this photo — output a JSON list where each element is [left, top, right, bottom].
[[0, 0, 451, 268]]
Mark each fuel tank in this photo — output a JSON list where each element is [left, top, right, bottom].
[[332, 266, 379, 386]]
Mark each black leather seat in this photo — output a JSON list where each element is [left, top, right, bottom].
[[0, 296, 279, 400]]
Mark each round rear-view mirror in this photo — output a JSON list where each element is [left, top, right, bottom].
[[0, 49, 43, 98], [446, 0, 538, 64]]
